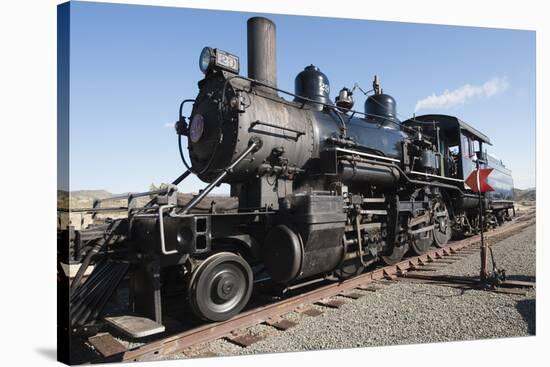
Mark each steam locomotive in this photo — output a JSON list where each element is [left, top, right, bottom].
[[60, 17, 514, 331]]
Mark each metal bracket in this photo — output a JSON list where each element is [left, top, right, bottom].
[[159, 205, 177, 255]]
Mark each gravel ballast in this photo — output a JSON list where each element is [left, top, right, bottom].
[[203, 224, 536, 357]]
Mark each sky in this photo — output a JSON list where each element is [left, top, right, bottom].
[[64, 1, 536, 193]]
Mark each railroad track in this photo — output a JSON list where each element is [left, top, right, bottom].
[[95, 213, 535, 363]]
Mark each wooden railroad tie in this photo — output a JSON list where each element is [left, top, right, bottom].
[[182, 345, 218, 358], [316, 298, 347, 309], [264, 315, 297, 331], [295, 306, 324, 317], [225, 329, 266, 347], [355, 284, 380, 292], [88, 333, 127, 358], [339, 291, 365, 300]]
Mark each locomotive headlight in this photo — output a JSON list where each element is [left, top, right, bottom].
[[189, 114, 204, 143], [199, 47, 214, 74], [199, 46, 240, 74]]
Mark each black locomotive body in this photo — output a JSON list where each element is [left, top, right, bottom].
[[60, 17, 515, 330]]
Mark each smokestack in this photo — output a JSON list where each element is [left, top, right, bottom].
[[247, 17, 277, 93]]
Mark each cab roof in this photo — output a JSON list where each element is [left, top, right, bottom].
[[403, 114, 492, 145]]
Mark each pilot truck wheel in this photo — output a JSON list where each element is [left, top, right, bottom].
[[188, 252, 253, 322]]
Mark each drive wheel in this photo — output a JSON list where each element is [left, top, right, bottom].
[[410, 223, 433, 255], [334, 260, 365, 280], [188, 252, 253, 322], [381, 242, 408, 265], [432, 199, 452, 247]]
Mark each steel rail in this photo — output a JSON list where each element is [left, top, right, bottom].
[[110, 216, 534, 363]]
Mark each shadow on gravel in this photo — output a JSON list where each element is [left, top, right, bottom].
[[516, 298, 536, 335], [505, 274, 536, 283]]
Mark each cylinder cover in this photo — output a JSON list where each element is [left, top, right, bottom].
[[263, 225, 302, 283]]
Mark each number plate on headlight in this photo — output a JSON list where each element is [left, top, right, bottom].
[[215, 49, 239, 74]]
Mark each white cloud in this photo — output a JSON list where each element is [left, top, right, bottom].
[[415, 77, 509, 112], [164, 122, 174, 128]]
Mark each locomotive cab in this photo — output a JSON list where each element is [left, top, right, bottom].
[[402, 114, 492, 182], [402, 114, 514, 231]]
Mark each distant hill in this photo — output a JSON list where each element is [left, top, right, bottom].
[[71, 190, 114, 200], [513, 188, 536, 202], [62, 189, 236, 211]]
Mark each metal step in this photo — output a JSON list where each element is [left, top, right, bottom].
[[105, 315, 165, 338]]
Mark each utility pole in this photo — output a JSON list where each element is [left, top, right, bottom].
[[476, 159, 489, 282]]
